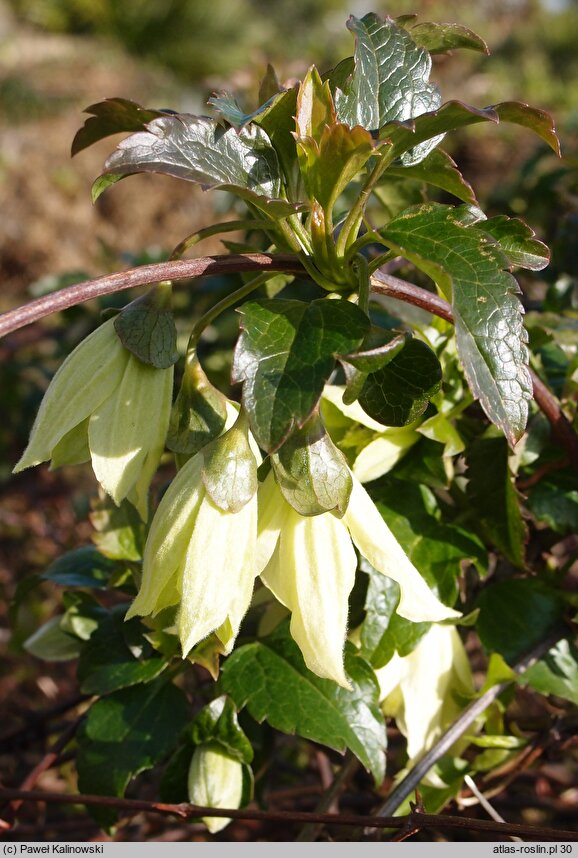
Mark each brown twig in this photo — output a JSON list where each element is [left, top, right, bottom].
[[1, 717, 82, 829], [1, 787, 577, 840], [0, 253, 303, 339], [517, 458, 570, 491], [295, 751, 359, 842], [371, 269, 455, 322], [1, 254, 577, 470]]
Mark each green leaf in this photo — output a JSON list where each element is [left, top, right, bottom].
[[61, 592, 107, 641], [381, 100, 497, 164], [371, 478, 486, 604], [77, 680, 189, 828], [90, 496, 146, 561], [476, 579, 565, 665], [91, 172, 125, 203], [299, 123, 376, 211], [254, 87, 299, 190], [520, 639, 578, 705], [481, 216, 550, 272], [167, 353, 228, 457], [379, 204, 532, 444], [338, 327, 411, 374], [468, 735, 526, 750], [259, 64, 283, 104], [221, 621, 386, 783], [100, 114, 292, 210], [387, 149, 478, 205], [358, 338, 442, 427], [334, 13, 441, 167], [409, 22, 489, 55], [379, 100, 559, 165], [526, 471, 578, 535], [492, 102, 560, 156], [465, 433, 526, 567], [208, 91, 284, 129], [360, 567, 430, 669], [72, 98, 165, 156], [42, 546, 117, 590], [160, 742, 194, 803], [77, 610, 166, 695], [232, 298, 369, 452], [191, 696, 253, 765], [9, 574, 43, 626], [295, 66, 335, 141], [294, 68, 381, 210], [114, 283, 178, 369], [23, 617, 83, 662], [271, 412, 353, 516]]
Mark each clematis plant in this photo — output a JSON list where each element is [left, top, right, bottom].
[[7, 8, 576, 839]]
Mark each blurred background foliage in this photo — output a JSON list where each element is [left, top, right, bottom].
[[4, 0, 578, 111]]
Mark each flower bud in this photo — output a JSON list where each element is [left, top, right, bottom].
[[188, 745, 243, 833]]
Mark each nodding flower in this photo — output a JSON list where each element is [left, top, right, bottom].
[[376, 623, 473, 768], [256, 469, 460, 688], [14, 317, 173, 519], [126, 410, 259, 658]]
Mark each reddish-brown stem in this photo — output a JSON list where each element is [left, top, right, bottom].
[[0, 787, 577, 840], [0, 253, 303, 339], [1, 254, 577, 472], [371, 269, 455, 322], [1, 717, 82, 829]]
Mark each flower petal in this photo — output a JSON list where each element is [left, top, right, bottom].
[[255, 470, 289, 574], [178, 492, 257, 656], [352, 431, 418, 483], [49, 418, 91, 469], [381, 624, 472, 762], [89, 359, 173, 505], [14, 319, 127, 471], [261, 503, 357, 688], [322, 385, 386, 432], [344, 476, 460, 622], [126, 453, 205, 619]]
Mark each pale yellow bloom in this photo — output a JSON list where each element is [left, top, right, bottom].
[[188, 745, 244, 833], [321, 385, 419, 482], [14, 318, 173, 518], [257, 470, 459, 688], [376, 624, 473, 764], [126, 428, 259, 656]]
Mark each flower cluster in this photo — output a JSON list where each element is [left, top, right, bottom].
[[16, 320, 460, 688], [128, 410, 459, 687]]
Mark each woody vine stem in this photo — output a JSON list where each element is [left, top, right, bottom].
[[2, 253, 577, 471]]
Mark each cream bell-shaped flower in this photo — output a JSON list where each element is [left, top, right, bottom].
[[376, 623, 473, 765], [13, 318, 173, 519], [321, 385, 419, 483], [188, 745, 244, 833], [126, 412, 259, 657], [257, 470, 459, 689]]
